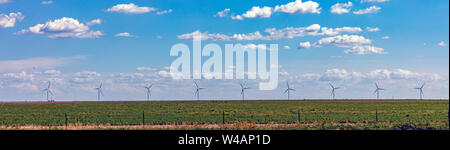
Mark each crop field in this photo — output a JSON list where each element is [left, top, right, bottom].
[[0, 100, 448, 130]]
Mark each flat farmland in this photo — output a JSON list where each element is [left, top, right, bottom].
[[0, 100, 448, 130]]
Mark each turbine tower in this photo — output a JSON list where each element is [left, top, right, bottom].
[[373, 83, 385, 100], [42, 81, 53, 102], [145, 84, 153, 101], [284, 82, 295, 100], [329, 83, 340, 100], [95, 82, 103, 101], [194, 81, 204, 100], [414, 83, 425, 100], [240, 82, 249, 101]]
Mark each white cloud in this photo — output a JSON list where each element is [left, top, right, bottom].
[[115, 32, 133, 37], [156, 9, 173, 15], [382, 36, 389, 39], [41, 1, 53, 5], [71, 71, 101, 83], [136, 67, 156, 71], [320, 69, 353, 81], [274, 0, 321, 14], [232, 6, 273, 20], [366, 27, 380, 32], [0, 56, 86, 72], [314, 34, 372, 48], [178, 24, 362, 41], [298, 42, 311, 49], [232, 0, 320, 20], [344, 45, 386, 55], [283, 45, 291, 50], [361, 0, 389, 3], [353, 6, 381, 15], [86, 19, 102, 26], [0, 12, 24, 28], [106, 3, 156, 14], [242, 44, 267, 50], [330, 2, 352, 14], [438, 41, 447, 47], [16, 17, 103, 38], [215, 8, 230, 17], [0, 0, 11, 4]]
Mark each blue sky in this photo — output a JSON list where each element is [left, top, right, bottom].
[[0, 0, 448, 101]]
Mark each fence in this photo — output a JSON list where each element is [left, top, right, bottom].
[[0, 108, 448, 126]]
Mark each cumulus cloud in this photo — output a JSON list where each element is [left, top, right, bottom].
[[41, 1, 53, 5], [0, 12, 24, 28], [232, 6, 273, 20], [330, 2, 352, 14], [86, 19, 102, 26], [366, 27, 380, 32], [106, 3, 156, 14], [273, 0, 321, 14], [382, 36, 389, 39], [298, 42, 311, 49], [115, 32, 133, 37], [215, 8, 230, 17], [314, 34, 372, 48], [232, 0, 320, 20], [344, 45, 386, 55], [156, 9, 172, 15], [16, 17, 103, 38], [178, 24, 362, 41], [353, 6, 381, 15], [283, 45, 291, 50]]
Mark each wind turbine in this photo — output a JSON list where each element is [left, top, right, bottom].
[[414, 83, 425, 100], [193, 81, 204, 100], [145, 84, 153, 101], [95, 82, 103, 101], [329, 83, 340, 100], [42, 81, 53, 102], [373, 82, 385, 100], [284, 82, 295, 100], [239, 82, 249, 101]]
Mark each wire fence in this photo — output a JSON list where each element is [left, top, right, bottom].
[[0, 109, 448, 126]]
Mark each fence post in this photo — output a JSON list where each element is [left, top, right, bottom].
[[375, 108, 378, 122], [222, 111, 225, 124], [142, 111, 145, 125], [297, 111, 300, 123], [65, 112, 68, 130]]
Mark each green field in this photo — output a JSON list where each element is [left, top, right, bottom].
[[0, 100, 448, 130]]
